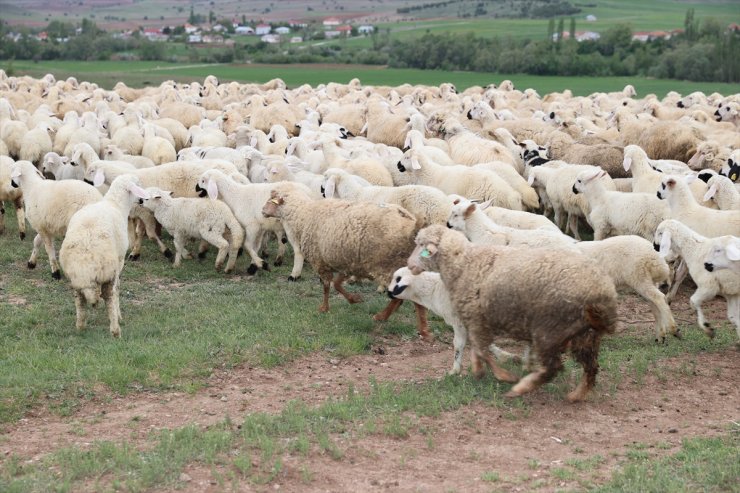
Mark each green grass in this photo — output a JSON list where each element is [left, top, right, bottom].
[[7, 59, 740, 97]]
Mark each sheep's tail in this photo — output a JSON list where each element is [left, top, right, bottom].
[[584, 301, 618, 335], [81, 287, 99, 306]]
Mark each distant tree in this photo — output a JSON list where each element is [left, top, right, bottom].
[[209, 10, 215, 24], [569, 17, 576, 40], [188, 5, 197, 24], [684, 8, 698, 42], [547, 18, 555, 41], [556, 18, 564, 42], [699, 17, 723, 40]]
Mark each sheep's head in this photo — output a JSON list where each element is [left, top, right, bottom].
[[572, 168, 607, 195], [704, 238, 740, 273], [519, 140, 549, 167], [408, 225, 447, 274], [724, 156, 739, 182], [262, 190, 285, 218], [446, 198, 484, 231], [656, 175, 683, 200], [84, 163, 107, 187], [715, 103, 738, 123], [196, 171, 219, 199], [466, 101, 489, 121], [652, 221, 678, 261], [139, 187, 172, 208], [387, 267, 416, 300], [397, 150, 422, 173]]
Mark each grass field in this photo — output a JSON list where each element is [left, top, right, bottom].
[[8, 59, 740, 97]]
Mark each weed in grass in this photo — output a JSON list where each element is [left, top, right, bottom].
[[300, 465, 313, 483], [317, 433, 343, 460], [625, 449, 651, 461], [232, 452, 252, 477], [481, 471, 500, 482], [551, 467, 575, 481], [565, 455, 605, 471], [528, 459, 540, 470]]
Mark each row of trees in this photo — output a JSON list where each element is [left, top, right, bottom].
[[389, 20, 739, 82]]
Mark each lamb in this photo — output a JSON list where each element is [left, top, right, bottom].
[[59, 175, 149, 337], [197, 169, 292, 276], [262, 183, 431, 340], [702, 173, 739, 210], [42, 151, 84, 181], [141, 123, 176, 165], [544, 131, 628, 179], [441, 119, 518, 171], [474, 161, 540, 210], [140, 187, 244, 272], [637, 121, 702, 162], [572, 167, 670, 241], [0, 156, 25, 239], [264, 160, 325, 199], [397, 149, 524, 211], [656, 175, 740, 238], [655, 220, 739, 343], [407, 224, 618, 402], [322, 168, 451, 227], [103, 144, 155, 169], [10, 160, 102, 279], [704, 236, 740, 274], [387, 267, 521, 375], [19, 122, 53, 166]]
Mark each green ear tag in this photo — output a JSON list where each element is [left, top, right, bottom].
[[420, 248, 431, 258]]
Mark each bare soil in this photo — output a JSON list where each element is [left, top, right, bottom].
[[2, 289, 739, 492]]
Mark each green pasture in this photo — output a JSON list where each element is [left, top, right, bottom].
[[8, 60, 740, 97]]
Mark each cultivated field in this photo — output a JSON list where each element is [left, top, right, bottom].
[[0, 68, 739, 492], [8, 60, 740, 97]]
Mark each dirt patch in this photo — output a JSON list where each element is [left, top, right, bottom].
[[2, 289, 738, 492]]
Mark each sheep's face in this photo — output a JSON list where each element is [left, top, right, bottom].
[[261, 191, 284, 218], [573, 169, 606, 194], [139, 188, 171, 209], [408, 225, 447, 275], [70, 148, 83, 167], [466, 103, 487, 121], [446, 200, 475, 232], [653, 227, 678, 262], [387, 267, 415, 300], [714, 104, 736, 122], [704, 240, 740, 273], [519, 140, 548, 166], [725, 157, 739, 182], [656, 177, 676, 200], [397, 153, 421, 173]]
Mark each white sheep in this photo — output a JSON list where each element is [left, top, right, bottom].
[[655, 220, 739, 343], [0, 156, 26, 239], [140, 187, 244, 272], [656, 175, 740, 238], [41, 151, 84, 181], [103, 144, 155, 169], [397, 149, 524, 211], [572, 167, 669, 241], [141, 123, 176, 165], [704, 236, 740, 274], [19, 122, 53, 166], [59, 175, 149, 337], [10, 160, 103, 279], [703, 174, 740, 210], [197, 169, 295, 276], [388, 267, 521, 375]]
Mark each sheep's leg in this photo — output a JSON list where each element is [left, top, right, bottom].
[[282, 225, 303, 281], [129, 219, 144, 261], [666, 259, 688, 304], [273, 230, 286, 266], [635, 282, 678, 343], [490, 344, 521, 364], [690, 287, 717, 338], [201, 231, 229, 271], [319, 273, 333, 313], [196, 239, 209, 259], [243, 224, 266, 275], [449, 323, 467, 375], [27, 233, 43, 269], [223, 232, 240, 274], [372, 299, 402, 321], [333, 274, 362, 304], [553, 208, 565, 231], [414, 303, 432, 341], [0, 202, 4, 234], [727, 296, 740, 346], [172, 234, 187, 267], [74, 290, 86, 331], [567, 214, 581, 240], [101, 281, 121, 338], [506, 349, 562, 397], [141, 213, 169, 256], [566, 330, 603, 402], [12, 198, 24, 239], [476, 347, 519, 383], [41, 234, 61, 279]]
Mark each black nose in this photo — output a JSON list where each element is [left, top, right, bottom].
[[84, 179, 93, 185], [10, 180, 19, 188], [386, 289, 396, 299], [195, 184, 203, 193], [466, 110, 472, 119], [656, 191, 662, 199], [320, 185, 325, 198], [138, 198, 143, 205], [677, 101, 684, 108], [345, 131, 354, 137], [446, 222, 453, 228], [572, 184, 579, 194], [653, 243, 660, 252], [704, 262, 714, 272], [714, 110, 720, 116], [397, 162, 406, 172]]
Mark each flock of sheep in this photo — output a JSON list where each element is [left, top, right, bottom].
[[1, 70, 739, 403]]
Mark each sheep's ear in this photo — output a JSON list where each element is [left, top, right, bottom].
[[703, 183, 718, 202], [411, 158, 421, 170], [250, 135, 258, 147], [270, 167, 278, 174], [518, 142, 527, 149], [165, 190, 174, 197], [10, 167, 21, 180], [659, 231, 672, 258], [360, 122, 368, 134], [527, 172, 536, 185], [324, 175, 336, 199], [129, 184, 149, 200], [93, 169, 106, 187], [419, 243, 438, 258], [478, 199, 493, 210], [61, 156, 69, 164], [452, 198, 460, 205], [623, 156, 632, 171], [463, 203, 476, 218], [207, 178, 218, 200], [403, 132, 411, 149], [665, 178, 677, 189], [726, 242, 740, 261], [684, 174, 697, 184]]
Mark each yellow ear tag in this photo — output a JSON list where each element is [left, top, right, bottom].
[[731, 173, 738, 181], [420, 248, 431, 258]]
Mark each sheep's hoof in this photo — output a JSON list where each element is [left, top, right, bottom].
[[504, 390, 522, 399], [198, 251, 207, 259], [273, 258, 283, 267], [237, 247, 244, 257], [27, 261, 36, 270], [261, 251, 269, 259], [111, 331, 121, 338], [281, 237, 288, 244], [262, 263, 270, 272], [318, 304, 329, 313], [346, 294, 363, 304], [247, 264, 258, 275], [163, 249, 173, 259], [19, 232, 25, 241], [673, 329, 682, 340], [703, 324, 715, 339], [288, 275, 299, 282], [51, 270, 61, 280], [128, 253, 140, 261]]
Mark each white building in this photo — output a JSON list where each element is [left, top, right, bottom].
[[235, 26, 255, 35], [275, 26, 290, 34], [358, 25, 374, 34], [255, 24, 271, 35]]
